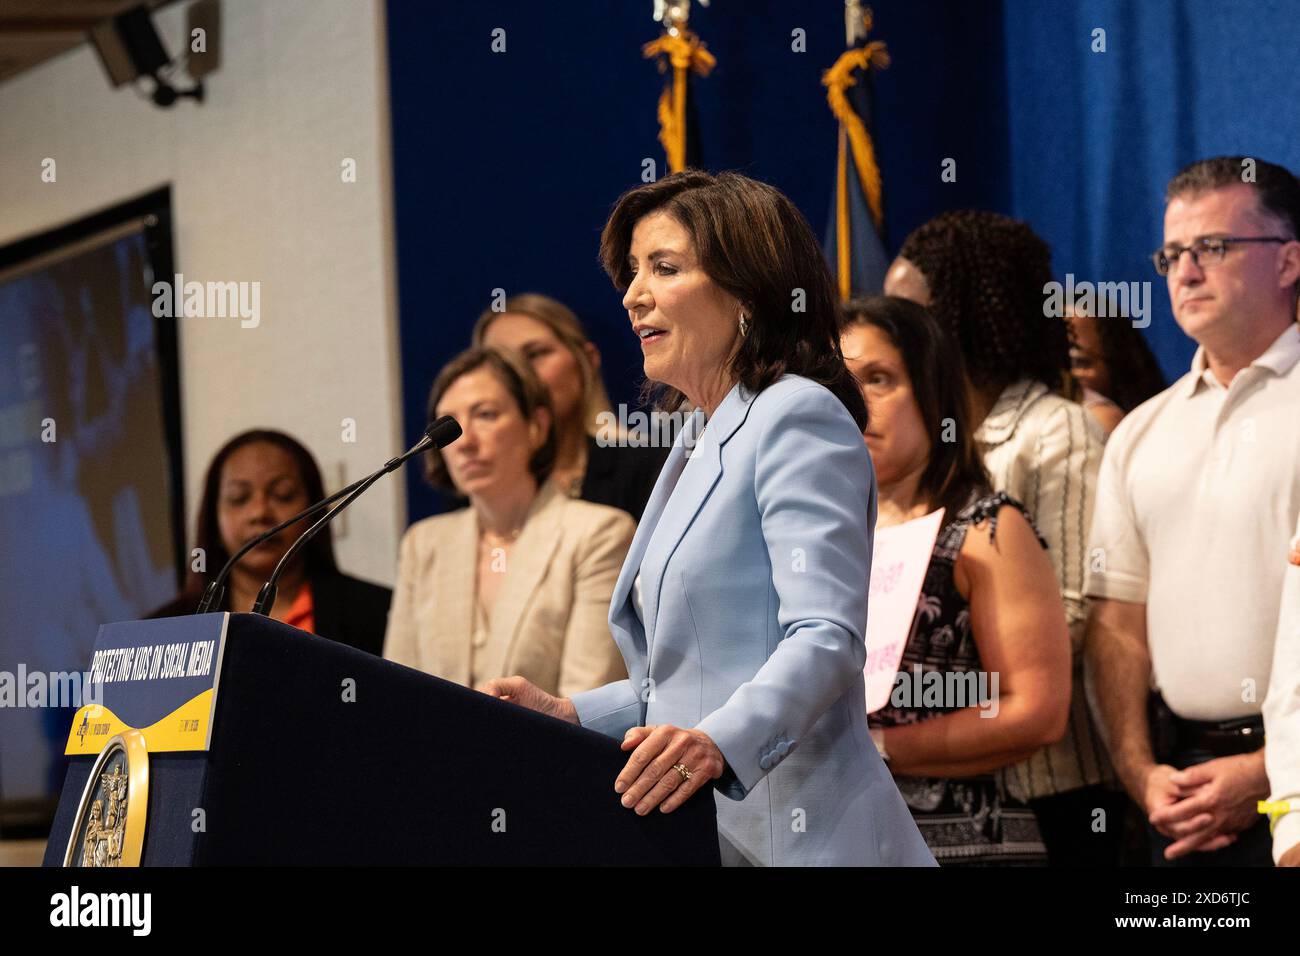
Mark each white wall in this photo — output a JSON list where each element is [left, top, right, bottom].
[[0, 0, 406, 586]]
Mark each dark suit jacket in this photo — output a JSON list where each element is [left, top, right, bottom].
[[580, 434, 668, 522], [148, 571, 392, 656]]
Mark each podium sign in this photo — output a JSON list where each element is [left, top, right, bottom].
[[65, 614, 228, 755]]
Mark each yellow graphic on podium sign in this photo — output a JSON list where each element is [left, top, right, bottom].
[[65, 688, 215, 755]]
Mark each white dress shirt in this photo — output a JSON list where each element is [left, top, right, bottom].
[[1264, 515, 1300, 862]]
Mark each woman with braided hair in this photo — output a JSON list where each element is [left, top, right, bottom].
[[885, 210, 1128, 867]]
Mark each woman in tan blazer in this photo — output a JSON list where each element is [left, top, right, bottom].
[[383, 346, 633, 697]]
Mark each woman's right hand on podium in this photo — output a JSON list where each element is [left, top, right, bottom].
[[478, 676, 580, 725]]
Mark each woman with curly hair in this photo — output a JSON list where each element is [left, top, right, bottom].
[[885, 210, 1126, 867]]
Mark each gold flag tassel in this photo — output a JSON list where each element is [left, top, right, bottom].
[[822, 8, 890, 301], [643, 30, 716, 174]]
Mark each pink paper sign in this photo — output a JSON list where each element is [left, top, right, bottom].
[[864, 508, 944, 714]]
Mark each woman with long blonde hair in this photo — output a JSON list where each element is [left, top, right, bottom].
[[473, 293, 666, 520]]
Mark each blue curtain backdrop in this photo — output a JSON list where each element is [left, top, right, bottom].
[[386, 0, 1300, 524], [1004, 0, 1300, 380]]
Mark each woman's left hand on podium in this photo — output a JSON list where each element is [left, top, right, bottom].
[[477, 675, 579, 724], [616, 725, 725, 815]]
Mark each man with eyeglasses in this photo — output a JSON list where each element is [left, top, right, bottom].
[[1084, 155, 1300, 866]]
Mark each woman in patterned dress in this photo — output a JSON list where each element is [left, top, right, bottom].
[[841, 296, 1071, 865]]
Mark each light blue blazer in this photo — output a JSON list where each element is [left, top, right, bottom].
[[572, 375, 935, 866]]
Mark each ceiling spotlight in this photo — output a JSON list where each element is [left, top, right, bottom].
[[89, 4, 206, 108]]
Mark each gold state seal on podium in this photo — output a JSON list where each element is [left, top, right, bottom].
[[63, 729, 149, 867]]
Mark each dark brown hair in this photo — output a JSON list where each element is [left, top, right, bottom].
[[598, 170, 868, 431], [842, 295, 990, 523], [1166, 155, 1300, 239], [898, 210, 1073, 397], [422, 346, 556, 495], [188, 430, 338, 595]]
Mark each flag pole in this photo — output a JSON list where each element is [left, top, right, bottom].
[[823, 2, 891, 300], [645, 1, 715, 174]]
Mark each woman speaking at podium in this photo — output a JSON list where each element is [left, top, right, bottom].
[[482, 171, 934, 866]]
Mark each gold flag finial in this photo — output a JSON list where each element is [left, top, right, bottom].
[[845, 1, 873, 48], [654, 0, 710, 37]]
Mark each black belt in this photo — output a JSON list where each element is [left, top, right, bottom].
[[1150, 693, 1264, 759], [1173, 714, 1264, 756]]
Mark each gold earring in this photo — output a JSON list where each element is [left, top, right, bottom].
[[739, 311, 749, 337]]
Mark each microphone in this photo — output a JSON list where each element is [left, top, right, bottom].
[[248, 415, 462, 617], [195, 416, 461, 615]]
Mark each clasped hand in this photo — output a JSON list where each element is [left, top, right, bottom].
[[1144, 754, 1268, 860]]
